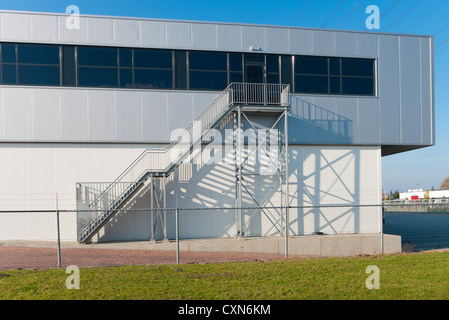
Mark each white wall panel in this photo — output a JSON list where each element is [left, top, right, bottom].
[[0, 12, 30, 41], [167, 92, 193, 139], [241, 26, 265, 52], [335, 32, 357, 57], [86, 17, 113, 44], [420, 37, 433, 145], [80, 144, 110, 182], [357, 98, 380, 145], [139, 20, 166, 47], [141, 91, 169, 142], [113, 19, 140, 45], [106, 145, 142, 178], [378, 35, 400, 144], [115, 91, 141, 141], [31, 89, 60, 140], [60, 90, 88, 141], [30, 14, 58, 42], [87, 91, 115, 140], [53, 145, 81, 195], [192, 23, 217, 49], [289, 28, 313, 54], [265, 27, 289, 53], [57, 15, 87, 43], [400, 36, 421, 145], [312, 30, 335, 55], [356, 33, 378, 57], [0, 144, 26, 194], [166, 22, 191, 48], [3, 88, 32, 140], [192, 92, 218, 118], [288, 95, 315, 143], [334, 97, 358, 144], [288, 146, 381, 235], [217, 24, 242, 51], [25, 145, 55, 194]]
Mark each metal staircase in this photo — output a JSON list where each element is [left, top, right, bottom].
[[76, 83, 290, 243]]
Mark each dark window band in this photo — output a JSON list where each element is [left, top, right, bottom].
[[0, 42, 375, 96]]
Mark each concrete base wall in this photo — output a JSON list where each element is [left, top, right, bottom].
[[176, 233, 402, 257], [3, 233, 401, 258]]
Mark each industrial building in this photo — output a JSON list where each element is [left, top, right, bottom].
[[0, 10, 434, 249]]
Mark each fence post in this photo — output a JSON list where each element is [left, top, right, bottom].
[[176, 208, 179, 264], [56, 193, 61, 268], [381, 205, 384, 255]]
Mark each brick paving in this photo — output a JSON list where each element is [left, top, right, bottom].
[[0, 246, 286, 270]]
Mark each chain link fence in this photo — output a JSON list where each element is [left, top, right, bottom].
[[1, 202, 448, 270], [383, 201, 449, 252]]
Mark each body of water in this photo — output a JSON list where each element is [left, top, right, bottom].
[[384, 212, 449, 251]]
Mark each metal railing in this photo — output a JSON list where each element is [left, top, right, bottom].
[[76, 83, 290, 242], [231, 83, 290, 106], [383, 199, 449, 213]]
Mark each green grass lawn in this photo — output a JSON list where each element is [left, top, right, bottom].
[[1, 251, 449, 300]]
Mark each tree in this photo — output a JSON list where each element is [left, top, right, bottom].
[[440, 177, 449, 190]]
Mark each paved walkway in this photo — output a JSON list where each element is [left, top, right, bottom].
[[0, 245, 286, 270]]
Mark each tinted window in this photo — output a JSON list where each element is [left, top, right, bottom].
[[18, 65, 60, 85], [245, 64, 264, 83], [244, 53, 264, 63], [134, 69, 172, 89], [189, 51, 227, 90], [342, 77, 374, 95], [342, 58, 373, 77], [330, 76, 341, 94], [2, 64, 16, 84], [266, 55, 279, 73], [295, 75, 328, 94], [329, 58, 340, 76], [2, 44, 16, 63], [78, 47, 117, 67], [229, 53, 243, 72], [17, 44, 59, 65], [230, 72, 243, 83], [119, 68, 133, 88], [119, 49, 132, 68], [134, 49, 172, 69], [189, 71, 227, 90], [267, 73, 279, 84], [78, 67, 118, 87], [295, 56, 328, 75], [281, 55, 293, 86], [190, 51, 227, 70]]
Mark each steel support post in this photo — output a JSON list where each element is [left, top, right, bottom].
[[150, 175, 154, 241], [237, 106, 243, 236], [284, 108, 289, 258], [163, 174, 167, 240]]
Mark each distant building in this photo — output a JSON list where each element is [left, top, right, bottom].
[[400, 189, 449, 201]]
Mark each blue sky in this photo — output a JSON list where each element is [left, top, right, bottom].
[[0, 0, 448, 192]]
